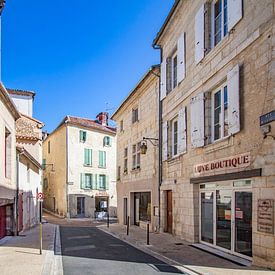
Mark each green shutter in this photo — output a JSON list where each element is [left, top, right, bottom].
[[80, 173, 85, 189], [103, 137, 106, 147], [106, 175, 109, 190], [94, 174, 98, 190], [99, 151, 106, 167], [89, 149, 92, 165], [80, 131, 87, 142], [42, 159, 46, 170], [84, 149, 92, 165], [103, 151, 106, 167], [109, 137, 112, 146]]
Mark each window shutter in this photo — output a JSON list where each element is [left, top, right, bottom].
[[94, 174, 98, 190], [190, 93, 205, 148], [106, 175, 109, 190], [177, 33, 186, 84], [80, 173, 85, 189], [103, 151, 106, 167], [162, 122, 168, 161], [89, 149, 92, 165], [166, 57, 172, 93], [204, 91, 212, 145], [227, 65, 240, 135], [195, 4, 205, 64], [103, 137, 106, 146], [228, 0, 243, 32], [178, 107, 187, 154], [160, 60, 167, 100]]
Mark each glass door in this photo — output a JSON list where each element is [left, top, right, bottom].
[[201, 192, 214, 244], [234, 191, 252, 257]]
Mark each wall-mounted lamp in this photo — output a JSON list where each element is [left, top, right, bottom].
[[140, 137, 159, 155]]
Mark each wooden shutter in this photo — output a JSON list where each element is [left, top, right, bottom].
[[204, 91, 212, 145], [160, 60, 167, 100], [166, 57, 172, 93], [177, 33, 186, 84], [162, 122, 168, 161], [178, 107, 187, 154], [228, 0, 243, 32], [227, 65, 240, 135], [195, 4, 205, 64], [190, 93, 205, 148], [80, 173, 85, 189]]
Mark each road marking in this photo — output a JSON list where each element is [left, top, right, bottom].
[[64, 245, 96, 252], [109, 244, 125, 247], [67, 235, 91, 240]]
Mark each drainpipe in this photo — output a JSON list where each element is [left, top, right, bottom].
[[65, 120, 69, 218], [153, 45, 163, 232], [16, 150, 24, 236]]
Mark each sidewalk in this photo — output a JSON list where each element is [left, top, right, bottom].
[[0, 222, 57, 275], [98, 223, 274, 275]]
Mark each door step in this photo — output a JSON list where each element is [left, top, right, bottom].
[[191, 243, 252, 266]]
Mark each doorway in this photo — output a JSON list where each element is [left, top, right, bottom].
[[77, 197, 85, 217], [199, 180, 252, 259], [0, 206, 6, 239], [167, 190, 173, 234]]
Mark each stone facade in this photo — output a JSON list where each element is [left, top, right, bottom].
[[43, 115, 117, 218], [112, 66, 160, 231], [153, 0, 275, 269]]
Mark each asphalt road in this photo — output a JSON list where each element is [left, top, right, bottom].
[[60, 226, 187, 275]]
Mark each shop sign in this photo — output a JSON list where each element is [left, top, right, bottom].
[[193, 153, 251, 177], [258, 199, 274, 234], [260, 110, 275, 126], [96, 191, 108, 196]]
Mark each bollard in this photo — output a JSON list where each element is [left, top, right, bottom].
[[146, 222, 150, 245], [126, 216, 130, 236], [107, 212, 109, 228]]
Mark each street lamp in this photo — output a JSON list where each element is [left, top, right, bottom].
[[140, 137, 158, 155], [0, 0, 6, 15]]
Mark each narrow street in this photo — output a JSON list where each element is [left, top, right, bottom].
[[60, 225, 186, 275]]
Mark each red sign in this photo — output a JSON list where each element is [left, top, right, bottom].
[[37, 192, 44, 200]]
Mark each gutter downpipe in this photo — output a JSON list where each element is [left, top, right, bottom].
[[153, 44, 162, 232], [65, 121, 70, 218], [16, 150, 24, 236]]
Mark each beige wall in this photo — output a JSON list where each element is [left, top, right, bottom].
[[157, 0, 275, 269], [114, 69, 160, 230]]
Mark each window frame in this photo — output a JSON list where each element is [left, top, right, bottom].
[[172, 52, 178, 89], [132, 142, 141, 170], [120, 120, 124, 132], [211, 83, 229, 142], [171, 118, 178, 157], [132, 108, 139, 124], [103, 136, 111, 147], [98, 150, 106, 168], [124, 147, 128, 173], [79, 130, 87, 143], [98, 174, 106, 190], [84, 148, 92, 166]]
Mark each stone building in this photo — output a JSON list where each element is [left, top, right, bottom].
[[43, 113, 117, 218], [0, 84, 20, 239], [153, 0, 275, 268], [111, 65, 160, 231]]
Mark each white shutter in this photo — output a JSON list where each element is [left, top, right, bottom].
[[162, 122, 168, 161], [177, 33, 186, 83], [227, 65, 240, 135], [195, 4, 205, 64], [190, 93, 205, 148], [228, 0, 243, 32], [160, 60, 167, 100], [178, 107, 187, 154]]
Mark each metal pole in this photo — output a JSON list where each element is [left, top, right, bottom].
[[39, 201, 42, 255], [107, 211, 109, 228], [147, 222, 150, 245], [126, 216, 129, 236]]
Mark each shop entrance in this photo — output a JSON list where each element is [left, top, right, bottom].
[[77, 197, 85, 217], [199, 180, 252, 259]]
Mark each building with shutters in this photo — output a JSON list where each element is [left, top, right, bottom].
[[111, 65, 160, 231], [153, 0, 275, 268], [0, 84, 20, 239], [42, 113, 117, 218]]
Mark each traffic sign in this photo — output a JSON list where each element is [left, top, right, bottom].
[[37, 192, 44, 201]]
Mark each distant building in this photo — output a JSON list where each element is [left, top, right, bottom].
[[43, 113, 117, 218], [8, 89, 44, 231], [111, 65, 160, 231], [0, 84, 20, 239]]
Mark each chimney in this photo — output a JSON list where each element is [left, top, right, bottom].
[[96, 112, 109, 126]]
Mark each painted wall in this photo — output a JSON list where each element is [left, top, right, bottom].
[[9, 94, 33, 117]]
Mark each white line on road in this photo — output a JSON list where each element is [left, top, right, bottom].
[[64, 245, 96, 252], [67, 235, 91, 240]]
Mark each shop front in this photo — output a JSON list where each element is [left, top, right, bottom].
[[134, 192, 151, 226], [199, 180, 252, 259]]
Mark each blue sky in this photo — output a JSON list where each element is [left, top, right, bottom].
[[2, 0, 174, 131]]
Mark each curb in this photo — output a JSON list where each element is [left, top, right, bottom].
[[98, 226, 202, 275]]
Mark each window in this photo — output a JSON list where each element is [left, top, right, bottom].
[[79, 130, 87, 143], [124, 147, 128, 173], [5, 128, 11, 178], [132, 108, 139, 123], [212, 84, 228, 141], [172, 119, 178, 156], [172, 53, 178, 89], [103, 136, 111, 147], [43, 178, 48, 190], [212, 0, 228, 46], [166, 51, 178, 93], [134, 192, 151, 223], [27, 163, 30, 183], [84, 149, 92, 166], [42, 159, 46, 170], [98, 151, 106, 168], [132, 142, 141, 169], [117, 166, 121, 181], [120, 120, 124, 132], [80, 173, 93, 189], [48, 141, 51, 154], [98, 175, 109, 190]]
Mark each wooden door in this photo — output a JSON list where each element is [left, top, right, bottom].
[[18, 193, 23, 232], [0, 206, 6, 239], [167, 190, 173, 234]]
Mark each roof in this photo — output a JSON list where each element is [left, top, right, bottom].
[[48, 115, 116, 138], [16, 146, 41, 169], [111, 65, 160, 120], [152, 0, 181, 47], [7, 88, 36, 98], [0, 83, 21, 120]]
